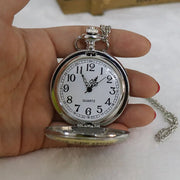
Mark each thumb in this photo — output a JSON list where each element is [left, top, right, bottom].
[[0, 0, 29, 24]]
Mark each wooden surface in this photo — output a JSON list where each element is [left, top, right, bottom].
[[57, 0, 180, 15]]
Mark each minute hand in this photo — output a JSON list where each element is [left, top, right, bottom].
[[96, 76, 107, 85]]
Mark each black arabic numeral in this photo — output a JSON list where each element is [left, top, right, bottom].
[[63, 84, 69, 92], [67, 96, 73, 104], [75, 104, 80, 112], [100, 67, 103, 75], [67, 74, 76, 82], [105, 98, 111, 106], [87, 63, 95, 71], [76, 66, 83, 74], [85, 107, 92, 115], [109, 87, 116, 95], [97, 105, 103, 113], [107, 75, 112, 83]]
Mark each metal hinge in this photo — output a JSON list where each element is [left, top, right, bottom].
[[76, 122, 100, 128]]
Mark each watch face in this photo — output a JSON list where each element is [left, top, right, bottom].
[[51, 51, 129, 125]]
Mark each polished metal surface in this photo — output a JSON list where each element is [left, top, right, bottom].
[[45, 125, 129, 145]]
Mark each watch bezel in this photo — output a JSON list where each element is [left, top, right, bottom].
[[50, 50, 129, 126]]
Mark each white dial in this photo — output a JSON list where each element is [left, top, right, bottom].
[[56, 57, 123, 122]]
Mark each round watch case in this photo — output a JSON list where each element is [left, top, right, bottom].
[[50, 50, 129, 127]]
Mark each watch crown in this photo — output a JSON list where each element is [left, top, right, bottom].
[[83, 26, 101, 51], [74, 25, 111, 51], [86, 26, 99, 35]]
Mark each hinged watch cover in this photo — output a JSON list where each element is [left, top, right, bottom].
[[46, 125, 129, 145]]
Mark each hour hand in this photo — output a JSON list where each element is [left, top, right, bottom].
[[89, 76, 98, 88], [90, 76, 106, 88]]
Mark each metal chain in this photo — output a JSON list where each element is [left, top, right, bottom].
[[147, 98, 178, 142], [100, 25, 111, 50]]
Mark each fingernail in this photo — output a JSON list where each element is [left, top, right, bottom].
[[156, 82, 160, 93], [153, 111, 157, 120]]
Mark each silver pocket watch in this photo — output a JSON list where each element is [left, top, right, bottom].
[[45, 25, 178, 145], [45, 25, 130, 145]]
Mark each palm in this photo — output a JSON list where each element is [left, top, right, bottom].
[[0, 22, 61, 155]]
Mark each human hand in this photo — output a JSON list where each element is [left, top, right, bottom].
[[0, 0, 159, 157]]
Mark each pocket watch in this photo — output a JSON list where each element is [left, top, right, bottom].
[[45, 25, 130, 145]]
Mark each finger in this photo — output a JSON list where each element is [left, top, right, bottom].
[[107, 123, 128, 131], [115, 104, 156, 128], [44, 26, 151, 58], [127, 69, 160, 98], [0, 0, 29, 24]]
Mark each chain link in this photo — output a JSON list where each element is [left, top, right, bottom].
[[100, 25, 111, 50], [147, 98, 178, 142]]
